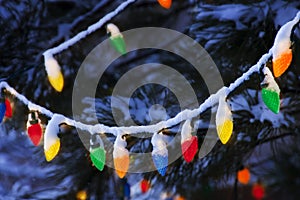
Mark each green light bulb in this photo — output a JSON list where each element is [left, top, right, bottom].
[[262, 88, 280, 114], [110, 35, 126, 55], [90, 147, 106, 171]]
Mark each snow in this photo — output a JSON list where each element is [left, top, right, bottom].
[[111, 95, 134, 122], [0, 126, 74, 198], [181, 119, 192, 142], [148, 104, 168, 123], [26, 111, 41, 129], [113, 134, 129, 158], [151, 133, 168, 156], [195, 4, 250, 30], [195, 1, 299, 31], [262, 67, 280, 93], [107, 23, 122, 38], [230, 89, 289, 129], [0, 49, 278, 137], [272, 11, 300, 58], [43, 0, 137, 57], [0, 82, 54, 118], [44, 54, 62, 78], [216, 88, 232, 126], [44, 114, 65, 151], [272, 1, 300, 27], [0, 7, 298, 170]]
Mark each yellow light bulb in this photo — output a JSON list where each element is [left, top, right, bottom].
[[76, 190, 87, 200], [216, 89, 233, 144], [44, 115, 64, 162], [45, 139, 60, 162], [217, 120, 233, 144], [44, 55, 64, 92]]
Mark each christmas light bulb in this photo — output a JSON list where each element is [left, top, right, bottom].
[[181, 119, 198, 163], [140, 179, 151, 193], [174, 195, 186, 200], [106, 23, 126, 55], [252, 182, 265, 200], [44, 115, 64, 161], [113, 134, 129, 178], [76, 190, 87, 200], [237, 167, 251, 185], [44, 54, 64, 92], [273, 50, 292, 77], [272, 15, 299, 77], [90, 135, 106, 171], [216, 89, 233, 144], [157, 0, 172, 9], [0, 99, 6, 122], [261, 67, 280, 114], [27, 111, 43, 146], [262, 89, 280, 113], [4, 99, 12, 118], [151, 133, 168, 176]]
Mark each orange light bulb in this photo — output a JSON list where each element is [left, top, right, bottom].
[[237, 167, 251, 185], [157, 0, 172, 9]]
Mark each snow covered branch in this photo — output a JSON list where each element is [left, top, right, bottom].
[[1, 10, 300, 137], [1, 0, 299, 173], [0, 51, 271, 136], [43, 0, 137, 58]]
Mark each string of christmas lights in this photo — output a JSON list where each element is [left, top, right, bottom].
[[0, 0, 299, 179], [43, 0, 137, 92]]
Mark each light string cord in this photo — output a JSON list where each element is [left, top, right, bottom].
[[0, 4, 298, 137], [0, 49, 272, 136], [43, 0, 137, 58]]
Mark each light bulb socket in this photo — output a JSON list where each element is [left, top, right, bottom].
[[260, 82, 269, 88], [121, 134, 129, 140]]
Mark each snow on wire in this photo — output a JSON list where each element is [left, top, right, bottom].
[[1, 11, 299, 136], [43, 0, 137, 57]]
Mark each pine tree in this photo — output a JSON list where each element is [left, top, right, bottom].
[[0, 0, 299, 199]]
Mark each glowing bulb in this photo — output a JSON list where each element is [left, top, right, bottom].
[[27, 111, 43, 146], [237, 167, 251, 185], [272, 16, 298, 77], [273, 50, 292, 77], [44, 54, 64, 92], [4, 99, 12, 118], [0, 97, 12, 122], [90, 135, 106, 171], [252, 182, 265, 200], [262, 88, 280, 114], [181, 119, 198, 163], [261, 67, 280, 114], [0, 100, 6, 122], [140, 179, 151, 193], [76, 190, 87, 200], [106, 23, 126, 55], [175, 195, 186, 200], [216, 89, 233, 144], [90, 147, 106, 171], [158, 0, 172, 9], [44, 115, 64, 161], [151, 133, 168, 176], [113, 134, 129, 178]]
